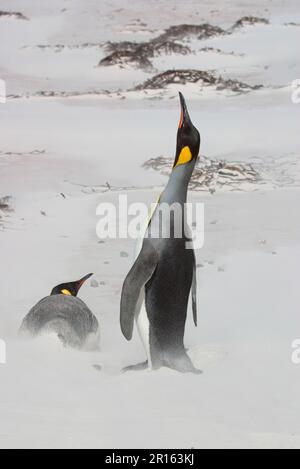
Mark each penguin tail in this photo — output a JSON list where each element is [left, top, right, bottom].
[[121, 360, 149, 373]]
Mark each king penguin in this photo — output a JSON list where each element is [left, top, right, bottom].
[[20, 273, 99, 349], [120, 92, 201, 373]]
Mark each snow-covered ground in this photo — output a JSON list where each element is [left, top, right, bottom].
[[0, 0, 300, 449]]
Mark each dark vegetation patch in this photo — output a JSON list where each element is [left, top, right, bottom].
[[230, 16, 269, 30], [133, 69, 262, 93], [0, 149, 45, 157], [8, 90, 114, 99], [0, 196, 11, 212], [283, 22, 300, 27], [22, 43, 103, 52], [158, 23, 226, 41], [0, 10, 28, 20], [100, 40, 191, 71], [99, 17, 268, 70], [199, 47, 244, 57], [0, 196, 13, 226]]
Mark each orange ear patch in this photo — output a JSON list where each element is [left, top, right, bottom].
[[61, 289, 72, 296], [175, 146, 192, 166]]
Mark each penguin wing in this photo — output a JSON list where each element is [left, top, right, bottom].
[[120, 240, 159, 340], [192, 249, 197, 327], [186, 225, 198, 327]]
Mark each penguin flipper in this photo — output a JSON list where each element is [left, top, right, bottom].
[[120, 241, 159, 341], [185, 226, 197, 327], [192, 250, 197, 327]]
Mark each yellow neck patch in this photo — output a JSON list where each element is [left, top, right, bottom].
[[175, 146, 192, 167], [61, 289, 72, 296]]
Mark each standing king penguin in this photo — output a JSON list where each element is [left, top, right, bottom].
[[120, 92, 201, 373], [20, 273, 99, 349]]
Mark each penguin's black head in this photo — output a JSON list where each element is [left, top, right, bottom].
[[50, 273, 93, 297], [173, 92, 200, 168]]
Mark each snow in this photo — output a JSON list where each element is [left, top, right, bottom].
[[0, 0, 300, 449]]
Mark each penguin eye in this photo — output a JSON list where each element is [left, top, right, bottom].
[[174, 146, 192, 167], [61, 289, 72, 296]]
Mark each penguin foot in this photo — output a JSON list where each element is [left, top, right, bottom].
[[122, 361, 148, 373], [163, 354, 202, 374]]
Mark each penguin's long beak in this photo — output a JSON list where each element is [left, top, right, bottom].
[[178, 91, 192, 129], [76, 273, 93, 290]]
